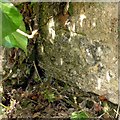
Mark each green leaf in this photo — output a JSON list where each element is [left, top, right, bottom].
[[3, 31, 27, 54], [0, 0, 10, 2], [71, 111, 89, 120], [2, 22, 28, 54], [0, 2, 23, 38], [0, 2, 28, 55]]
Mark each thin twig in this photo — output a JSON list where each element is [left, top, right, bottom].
[[114, 105, 120, 118], [0, 103, 9, 109], [16, 29, 38, 39], [33, 61, 42, 82], [1, 70, 13, 82], [98, 112, 106, 119]]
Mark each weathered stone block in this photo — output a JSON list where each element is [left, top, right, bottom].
[[38, 3, 118, 104]]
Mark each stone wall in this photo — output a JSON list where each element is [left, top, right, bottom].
[[37, 3, 118, 104]]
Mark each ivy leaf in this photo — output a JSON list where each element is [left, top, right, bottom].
[[2, 22, 28, 54], [3, 31, 28, 54], [0, 2, 23, 38], [0, 2, 28, 54]]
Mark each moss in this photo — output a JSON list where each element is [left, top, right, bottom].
[[38, 3, 49, 39], [68, 2, 74, 16]]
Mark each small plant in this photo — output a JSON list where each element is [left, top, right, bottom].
[[43, 90, 55, 103], [70, 110, 89, 120]]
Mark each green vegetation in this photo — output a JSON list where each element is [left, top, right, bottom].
[[70, 111, 89, 120], [0, 2, 28, 54]]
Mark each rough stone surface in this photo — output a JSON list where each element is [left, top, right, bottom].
[[38, 3, 118, 104]]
